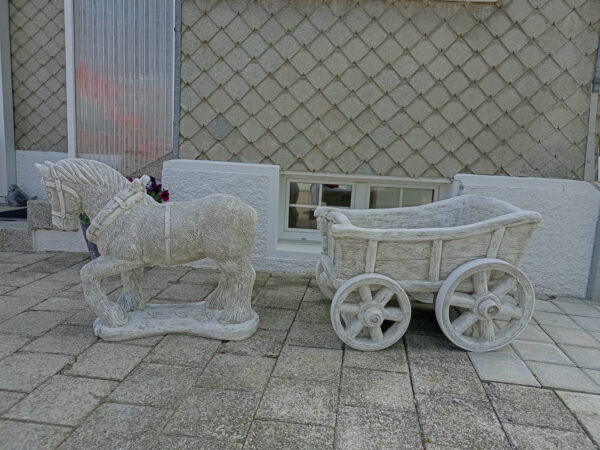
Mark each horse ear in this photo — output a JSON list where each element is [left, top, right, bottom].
[[35, 163, 50, 178]]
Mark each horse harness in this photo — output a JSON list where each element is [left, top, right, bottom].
[[45, 165, 81, 223]]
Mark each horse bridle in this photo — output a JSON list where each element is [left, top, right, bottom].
[[44, 165, 81, 222]]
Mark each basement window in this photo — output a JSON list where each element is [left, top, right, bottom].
[[280, 174, 440, 243]]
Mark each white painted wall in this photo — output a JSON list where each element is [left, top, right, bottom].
[[161, 159, 316, 273], [16, 150, 68, 199], [456, 174, 600, 298], [0, 0, 16, 199]]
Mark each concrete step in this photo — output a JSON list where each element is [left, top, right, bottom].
[[0, 220, 33, 251]]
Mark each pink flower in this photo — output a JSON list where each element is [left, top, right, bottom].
[[160, 190, 170, 202]]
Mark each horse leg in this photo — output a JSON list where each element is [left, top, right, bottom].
[[204, 271, 227, 310], [214, 257, 255, 324], [80, 256, 140, 327], [117, 266, 145, 312]]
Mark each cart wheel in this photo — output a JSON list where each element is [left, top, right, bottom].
[[331, 273, 411, 351], [435, 258, 535, 352], [315, 261, 335, 299]]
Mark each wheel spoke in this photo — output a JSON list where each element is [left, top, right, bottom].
[[340, 303, 360, 315], [369, 326, 384, 342], [358, 285, 372, 303], [492, 277, 517, 298], [499, 303, 523, 319], [449, 293, 476, 309], [478, 320, 496, 342], [382, 307, 404, 322], [373, 287, 394, 305], [472, 272, 488, 295], [452, 311, 478, 335], [345, 319, 363, 338]]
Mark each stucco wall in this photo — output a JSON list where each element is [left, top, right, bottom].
[[456, 174, 600, 298], [9, 0, 68, 152], [179, 0, 599, 180]]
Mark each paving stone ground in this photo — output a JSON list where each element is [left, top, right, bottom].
[[0, 251, 599, 449]]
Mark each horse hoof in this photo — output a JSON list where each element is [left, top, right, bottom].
[[101, 307, 129, 328], [219, 309, 252, 325]]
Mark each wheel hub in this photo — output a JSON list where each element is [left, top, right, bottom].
[[359, 302, 384, 327], [475, 294, 500, 320]]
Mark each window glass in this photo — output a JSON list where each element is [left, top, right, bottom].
[[369, 186, 401, 209], [402, 188, 434, 207], [288, 207, 317, 229], [289, 182, 319, 206], [322, 184, 352, 207]]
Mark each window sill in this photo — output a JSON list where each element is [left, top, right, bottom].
[[274, 240, 321, 260]]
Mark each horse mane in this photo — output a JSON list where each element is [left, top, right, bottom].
[[51, 159, 128, 189]]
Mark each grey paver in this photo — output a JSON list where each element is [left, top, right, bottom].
[[165, 387, 259, 441], [340, 367, 415, 411], [246, 420, 334, 450], [153, 435, 241, 449], [469, 351, 540, 386], [5, 375, 116, 426], [484, 382, 581, 431], [0, 333, 30, 359], [555, 301, 600, 317], [66, 342, 151, 381], [560, 345, 600, 370], [0, 420, 71, 450], [336, 405, 421, 450], [534, 300, 563, 313], [526, 361, 600, 393], [556, 391, 600, 445], [0, 391, 24, 414], [22, 325, 97, 355], [571, 315, 600, 333], [256, 376, 338, 427], [59, 403, 171, 450], [302, 286, 329, 302], [31, 295, 87, 311], [0, 286, 14, 295], [512, 340, 573, 365], [0, 271, 47, 287], [178, 268, 222, 285], [109, 362, 201, 407], [343, 341, 408, 372], [296, 301, 330, 323], [405, 334, 468, 363], [511, 322, 553, 342], [584, 368, 600, 385], [541, 324, 600, 348], [63, 308, 97, 326], [8, 280, 73, 298], [146, 334, 219, 367], [220, 329, 286, 358], [417, 395, 511, 449], [3, 252, 53, 265], [502, 423, 596, 450], [0, 295, 45, 319], [0, 352, 72, 392], [254, 306, 296, 331], [253, 287, 306, 310], [533, 311, 579, 328], [118, 335, 164, 346], [155, 283, 213, 302], [196, 353, 275, 392], [286, 320, 343, 349], [0, 310, 73, 336], [410, 357, 487, 400], [273, 345, 342, 382]]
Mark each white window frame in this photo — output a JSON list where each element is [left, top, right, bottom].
[[279, 172, 448, 243]]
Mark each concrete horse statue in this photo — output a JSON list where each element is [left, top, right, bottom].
[[36, 158, 259, 341]]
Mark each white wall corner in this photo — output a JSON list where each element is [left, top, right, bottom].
[[455, 174, 600, 299], [162, 159, 281, 262]]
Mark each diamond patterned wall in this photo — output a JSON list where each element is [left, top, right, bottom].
[[179, 0, 599, 179], [9, 0, 68, 152]]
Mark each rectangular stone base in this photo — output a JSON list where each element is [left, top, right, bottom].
[[93, 301, 259, 342]]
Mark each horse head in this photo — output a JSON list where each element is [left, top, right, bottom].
[[35, 161, 82, 231]]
